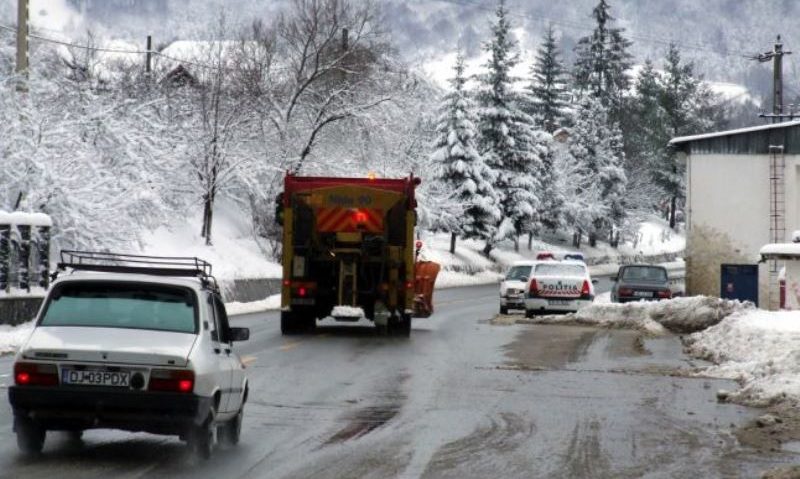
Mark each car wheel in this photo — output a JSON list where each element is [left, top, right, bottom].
[[15, 416, 45, 454], [500, 305, 508, 315], [188, 412, 215, 460], [219, 408, 242, 446], [524, 309, 535, 319]]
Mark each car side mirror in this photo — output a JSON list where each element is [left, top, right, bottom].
[[230, 327, 250, 342]]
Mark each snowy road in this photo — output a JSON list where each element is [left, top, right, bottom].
[[0, 284, 795, 478]]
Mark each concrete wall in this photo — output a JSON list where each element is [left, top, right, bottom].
[[686, 153, 800, 307]]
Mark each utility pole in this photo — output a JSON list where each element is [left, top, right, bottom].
[[146, 35, 153, 75], [15, 0, 29, 79], [754, 35, 793, 123]]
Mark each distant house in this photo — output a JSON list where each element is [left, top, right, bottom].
[[669, 121, 800, 309]]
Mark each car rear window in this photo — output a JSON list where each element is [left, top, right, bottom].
[[535, 263, 586, 276], [505, 265, 532, 281], [621, 266, 668, 282], [40, 282, 197, 334]]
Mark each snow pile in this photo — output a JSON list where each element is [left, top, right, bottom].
[[140, 200, 281, 282], [0, 320, 35, 355], [224, 294, 281, 316], [332, 306, 364, 318], [530, 296, 751, 335], [685, 310, 800, 405]]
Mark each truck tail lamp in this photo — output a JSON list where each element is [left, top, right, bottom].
[[14, 362, 59, 386], [148, 369, 194, 393]]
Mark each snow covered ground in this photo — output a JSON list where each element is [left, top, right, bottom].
[[224, 294, 282, 316], [139, 200, 282, 282], [521, 296, 750, 336], [685, 310, 800, 406]]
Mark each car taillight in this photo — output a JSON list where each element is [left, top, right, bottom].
[[529, 279, 539, 297], [14, 362, 58, 386], [618, 287, 634, 297], [658, 289, 672, 299], [148, 369, 194, 393], [580, 280, 591, 299]]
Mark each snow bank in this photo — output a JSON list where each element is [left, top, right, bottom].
[[224, 294, 281, 316], [685, 310, 800, 405], [0, 320, 35, 355], [140, 200, 281, 282], [435, 270, 503, 289], [528, 296, 751, 335]]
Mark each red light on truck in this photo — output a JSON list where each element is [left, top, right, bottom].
[[298, 287, 307, 297], [283, 279, 291, 287]]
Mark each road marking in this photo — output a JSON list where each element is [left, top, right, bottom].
[[280, 333, 327, 351]]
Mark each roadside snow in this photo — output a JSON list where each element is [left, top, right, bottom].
[[527, 296, 751, 335], [0, 321, 35, 355], [685, 310, 800, 405], [140, 200, 281, 281], [435, 270, 503, 289], [224, 294, 281, 316]]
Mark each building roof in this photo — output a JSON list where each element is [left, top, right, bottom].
[[669, 120, 800, 155]]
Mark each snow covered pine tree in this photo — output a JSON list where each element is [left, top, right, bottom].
[[431, 52, 501, 254], [528, 25, 570, 134], [476, 0, 548, 253]]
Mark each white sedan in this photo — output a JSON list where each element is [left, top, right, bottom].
[[524, 261, 596, 317], [499, 261, 537, 314], [8, 251, 250, 459]]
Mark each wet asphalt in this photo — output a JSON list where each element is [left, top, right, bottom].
[[0, 283, 796, 478]]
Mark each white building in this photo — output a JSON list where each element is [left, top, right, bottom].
[[670, 121, 800, 309]]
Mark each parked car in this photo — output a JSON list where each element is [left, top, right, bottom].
[[500, 261, 536, 314], [611, 264, 672, 303], [8, 251, 249, 459], [525, 260, 596, 317]]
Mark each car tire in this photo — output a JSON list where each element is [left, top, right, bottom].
[[219, 408, 242, 446], [14, 416, 45, 454], [188, 412, 215, 460], [524, 309, 535, 319], [500, 305, 508, 315]]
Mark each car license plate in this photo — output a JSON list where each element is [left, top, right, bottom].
[[61, 369, 130, 387], [548, 299, 569, 306], [634, 291, 653, 298]]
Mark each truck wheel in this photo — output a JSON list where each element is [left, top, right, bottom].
[[500, 305, 508, 315], [398, 314, 411, 337], [301, 314, 317, 333], [281, 312, 299, 335], [15, 416, 45, 454]]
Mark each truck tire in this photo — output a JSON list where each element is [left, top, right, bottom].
[[389, 315, 411, 337], [500, 305, 508, 315], [281, 312, 300, 335]]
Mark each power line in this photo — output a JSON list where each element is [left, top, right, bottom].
[[435, 0, 754, 60], [0, 23, 255, 71]]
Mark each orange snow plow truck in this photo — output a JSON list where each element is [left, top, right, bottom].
[[276, 173, 439, 336]]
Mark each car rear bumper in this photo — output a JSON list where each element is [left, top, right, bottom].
[[9, 386, 212, 435], [525, 298, 593, 313]]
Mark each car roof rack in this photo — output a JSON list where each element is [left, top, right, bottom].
[[57, 251, 219, 292]]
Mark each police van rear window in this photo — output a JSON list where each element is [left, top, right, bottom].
[[40, 282, 198, 334]]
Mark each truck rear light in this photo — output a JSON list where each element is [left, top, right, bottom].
[[148, 369, 194, 393], [14, 362, 58, 386], [529, 279, 540, 297], [657, 289, 672, 299], [618, 287, 633, 297], [282, 279, 291, 287], [298, 287, 307, 297], [580, 280, 591, 299], [404, 281, 414, 289]]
